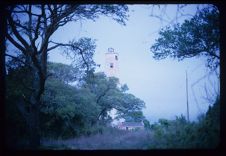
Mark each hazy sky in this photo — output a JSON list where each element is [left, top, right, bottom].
[[49, 4, 219, 123]]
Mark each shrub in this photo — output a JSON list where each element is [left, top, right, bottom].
[[148, 97, 220, 149]]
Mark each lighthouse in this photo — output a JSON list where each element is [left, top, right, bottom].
[[104, 48, 119, 78], [104, 48, 124, 126]]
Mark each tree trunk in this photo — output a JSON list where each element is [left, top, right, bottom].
[[16, 93, 41, 149], [27, 65, 45, 149], [0, 6, 6, 150], [28, 103, 40, 149]]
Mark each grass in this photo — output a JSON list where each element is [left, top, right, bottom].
[[41, 128, 153, 150]]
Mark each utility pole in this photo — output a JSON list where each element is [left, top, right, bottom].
[[186, 70, 190, 122]]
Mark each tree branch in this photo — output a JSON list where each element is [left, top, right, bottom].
[[38, 25, 55, 54], [28, 5, 33, 44], [41, 5, 48, 41], [12, 7, 41, 17], [7, 11, 30, 50], [5, 33, 26, 53], [47, 41, 90, 72], [208, 51, 220, 60], [14, 21, 29, 32], [32, 7, 43, 51], [46, 44, 61, 52], [39, 5, 79, 54], [97, 107, 107, 121], [47, 41, 71, 52], [79, 49, 90, 72], [96, 86, 111, 104], [5, 53, 29, 66]]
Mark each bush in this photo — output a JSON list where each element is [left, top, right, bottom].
[[148, 98, 220, 149]]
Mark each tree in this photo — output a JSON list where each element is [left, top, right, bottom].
[[5, 60, 35, 148], [0, 7, 6, 137], [195, 97, 220, 148], [36, 62, 101, 138], [123, 111, 145, 122], [5, 4, 128, 148], [41, 66, 146, 138], [47, 62, 79, 84], [81, 72, 121, 124], [150, 5, 219, 71], [148, 4, 211, 28], [143, 119, 151, 129], [80, 72, 146, 125], [41, 77, 100, 138], [114, 93, 146, 122]]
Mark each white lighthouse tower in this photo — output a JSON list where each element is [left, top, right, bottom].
[[104, 48, 124, 126], [104, 48, 119, 78]]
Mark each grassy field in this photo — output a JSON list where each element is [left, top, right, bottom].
[[41, 128, 153, 150]]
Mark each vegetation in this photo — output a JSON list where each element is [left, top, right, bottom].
[[147, 4, 220, 149], [41, 128, 152, 150], [40, 98, 219, 149], [4, 4, 220, 150], [149, 98, 219, 149], [151, 5, 219, 71], [5, 4, 129, 148], [5, 61, 146, 148], [7, 65, 219, 149]]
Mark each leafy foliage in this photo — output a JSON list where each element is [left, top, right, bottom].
[[6, 60, 219, 149], [80, 72, 146, 124], [151, 5, 219, 70], [41, 96, 219, 149], [61, 38, 98, 75], [40, 78, 100, 138], [122, 111, 145, 122], [5, 4, 129, 148], [40, 63, 145, 139], [47, 62, 79, 84], [5, 65, 33, 148], [148, 98, 220, 149], [143, 119, 151, 130]]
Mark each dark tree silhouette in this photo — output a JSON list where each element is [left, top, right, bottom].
[[151, 5, 219, 71], [5, 4, 128, 149]]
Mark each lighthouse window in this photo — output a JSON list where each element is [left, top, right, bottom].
[[110, 63, 114, 68], [115, 55, 118, 60]]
